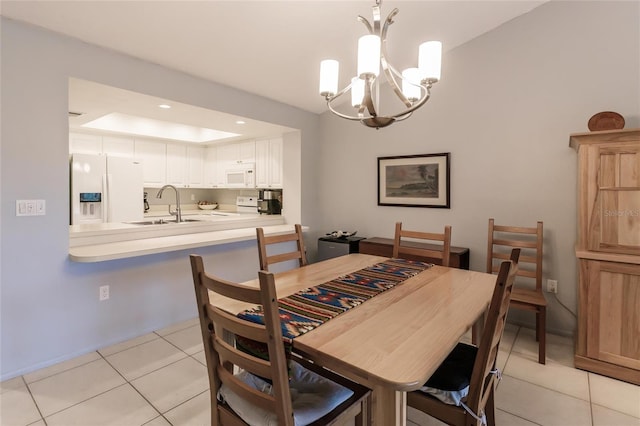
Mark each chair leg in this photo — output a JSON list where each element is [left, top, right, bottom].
[[485, 386, 496, 426], [537, 307, 546, 364]]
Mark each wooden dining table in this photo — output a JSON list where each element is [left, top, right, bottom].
[[212, 253, 497, 426]]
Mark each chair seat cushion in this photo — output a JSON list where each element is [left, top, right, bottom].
[[418, 342, 477, 405], [218, 360, 355, 426]]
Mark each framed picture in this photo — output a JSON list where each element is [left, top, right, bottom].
[[378, 153, 450, 208]]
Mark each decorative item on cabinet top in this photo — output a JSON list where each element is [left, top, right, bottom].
[[587, 111, 625, 131]]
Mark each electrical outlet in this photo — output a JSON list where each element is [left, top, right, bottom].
[[99, 285, 110, 301], [546, 279, 558, 293]]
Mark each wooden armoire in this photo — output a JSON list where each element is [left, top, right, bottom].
[[570, 128, 640, 385]]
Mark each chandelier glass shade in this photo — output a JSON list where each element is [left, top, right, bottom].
[[319, 0, 442, 129]]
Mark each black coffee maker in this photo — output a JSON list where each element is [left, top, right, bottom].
[[258, 189, 282, 215]]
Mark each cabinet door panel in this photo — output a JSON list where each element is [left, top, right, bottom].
[[590, 146, 640, 254], [187, 146, 204, 187], [166, 144, 187, 186], [103, 136, 134, 157], [70, 133, 102, 154], [135, 140, 166, 187], [586, 261, 640, 370]]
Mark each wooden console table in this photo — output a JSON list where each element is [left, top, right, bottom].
[[359, 237, 470, 270]]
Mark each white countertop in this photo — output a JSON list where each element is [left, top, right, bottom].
[[69, 212, 290, 263]]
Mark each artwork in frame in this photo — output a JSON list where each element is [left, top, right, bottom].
[[378, 153, 450, 208]]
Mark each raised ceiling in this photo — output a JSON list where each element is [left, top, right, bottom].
[[2, 1, 546, 138]]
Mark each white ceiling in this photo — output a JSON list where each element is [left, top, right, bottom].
[[1, 0, 546, 139]]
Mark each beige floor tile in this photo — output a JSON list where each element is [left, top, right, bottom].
[[503, 353, 589, 401], [105, 338, 186, 381], [23, 352, 101, 384], [590, 373, 640, 418], [98, 333, 159, 357], [26, 420, 45, 426], [162, 325, 203, 355], [142, 416, 172, 426], [131, 357, 208, 414], [0, 376, 26, 394], [511, 326, 574, 367], [163, 390, 210, 426], [496, 349, 509, 374], [45, 383, 158, 426], [495, 409, 539, 425], [28, 359, 125, 417], [592, 404, 640, 426], [0, 379, 42, 426], [501, 323, 519, 352], [155, 318, 199, 337], [191, 351, 207, 367], [406, 406, 447, 425], [496, 375, 591, 426]]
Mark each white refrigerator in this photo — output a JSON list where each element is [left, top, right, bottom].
[[71, 153, 144, 224]]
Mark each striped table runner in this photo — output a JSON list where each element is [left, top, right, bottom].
[[238, 258, 432, 342]]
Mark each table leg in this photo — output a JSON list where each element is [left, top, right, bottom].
[[371, 385, 406, 426]]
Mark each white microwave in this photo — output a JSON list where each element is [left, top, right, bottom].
[[225, 164, 255, 188]]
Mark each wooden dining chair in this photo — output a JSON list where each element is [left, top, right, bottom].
[[486, 218, 546, 364], [407, 250, 519, 426], [392, 222, 452, 267], [189, 254, 371, 426], [256, 224, 308, 271]]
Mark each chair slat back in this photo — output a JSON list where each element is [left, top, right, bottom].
[[486, 218, 543, 291], [466, 249, 519, 416], [392, 222, 452, 267], [257, 224, 308, 271], [189, 255, 294, 426]]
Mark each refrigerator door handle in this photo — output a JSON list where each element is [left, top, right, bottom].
[[103, 174, 110, 223]]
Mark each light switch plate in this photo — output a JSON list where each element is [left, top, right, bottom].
[[16, 199, 46, 216]]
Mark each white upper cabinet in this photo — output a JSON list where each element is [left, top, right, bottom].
[[204, 146, 220, 187], [165, 144, 187, 186], [166, 144, 205, 188], [217, 140, 256, 166], [102, 136, 135, 157], [69, 133, 102, 155], [134, 140, 166, 187], [255, 137, 283, 188], [186, 146, 204, 187]]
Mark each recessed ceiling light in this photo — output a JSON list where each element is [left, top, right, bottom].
[[82, 113, 240, 143], [158, 104, 171, 109], [235, 120, 246, 125]]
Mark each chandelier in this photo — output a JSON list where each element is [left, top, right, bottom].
[[318, 0, 442, 129]]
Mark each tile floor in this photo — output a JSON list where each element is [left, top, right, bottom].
[[2, 320, 639, 426]]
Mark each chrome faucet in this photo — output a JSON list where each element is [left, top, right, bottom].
[[156, 184, 182, 223]]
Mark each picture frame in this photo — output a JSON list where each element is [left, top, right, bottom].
[[378, 153, 450, 208]]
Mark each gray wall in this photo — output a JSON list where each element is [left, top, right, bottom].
[[2, 1, 639, 379], [316, 1, 639, 335], [0, 18, 320, 379]]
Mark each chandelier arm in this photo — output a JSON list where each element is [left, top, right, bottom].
[[379, 8, 412, 108], [363, 76, 378, 117], [387, 85, 432, 120], [357, 16, 373, 34], [326, 98, 367, 122]]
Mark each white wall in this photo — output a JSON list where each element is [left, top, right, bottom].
[[2, 1, 638, 379], [315, 1, 639, 335], [0, 18, 320, 379]]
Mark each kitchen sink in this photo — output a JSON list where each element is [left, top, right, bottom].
[[127, 218, 202, 225]]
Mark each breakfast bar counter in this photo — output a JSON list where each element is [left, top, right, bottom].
[[69, 214, 293, 263]]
